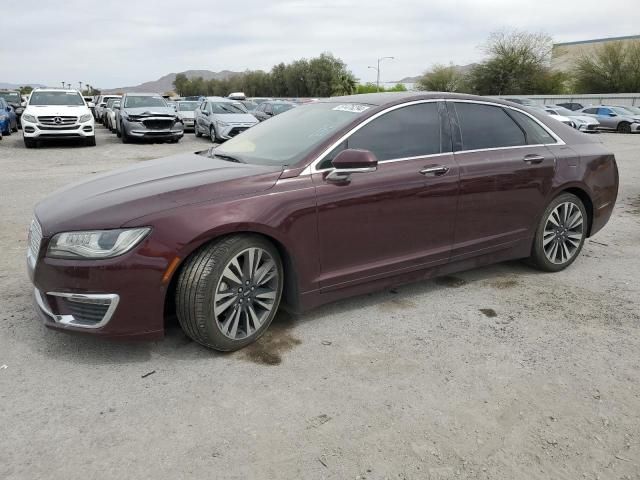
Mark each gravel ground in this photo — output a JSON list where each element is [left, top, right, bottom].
[[0, 126, 639, 480]]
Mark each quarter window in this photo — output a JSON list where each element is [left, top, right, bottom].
[[454, 103, 526, 150], [507, 109, 556, 145]]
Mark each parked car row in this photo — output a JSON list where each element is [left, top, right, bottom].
[[503, 98, 640, 134]]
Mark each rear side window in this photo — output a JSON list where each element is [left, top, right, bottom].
[[454, 103, 526, 150], [582, 108, 597, 114], [347, 102, 443, 161], [507, 109, 556, 145]]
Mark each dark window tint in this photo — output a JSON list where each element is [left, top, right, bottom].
[[583, 108, 597, 114], [455, 103, 526, 150], [346, 102, 442, 162], [507, 109, 556, 145]]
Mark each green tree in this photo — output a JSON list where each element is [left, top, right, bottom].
[[173, 73, 189, 96], [573, 40, 640, 93], [417, 64, 467, 92], [19, 85, 34, 95], [467, 30, 563, 95]]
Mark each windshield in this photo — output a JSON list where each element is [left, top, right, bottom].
[[177, 101, 199, 111], [106, 99, 117, 108], [0, 92, 21, 104], [29, 91, 85, 106], [124, 95, 167, 108], [612, 106, 636, 115], [214, 102, 371, 167], [211, 102, 247, 114], [273, 103, 295, 114], [621, 106, 640, 115]]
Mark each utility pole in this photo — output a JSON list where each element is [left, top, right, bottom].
[[61, 81, 65, 88], [368, 56, 395, 92], [78, 81, 83, 93]]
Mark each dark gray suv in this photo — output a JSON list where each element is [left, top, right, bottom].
[[115, 92, 184, 143]]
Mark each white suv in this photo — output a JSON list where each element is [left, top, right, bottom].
[[21, 89, 96, 148]]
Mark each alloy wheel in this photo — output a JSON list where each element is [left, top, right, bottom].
[[213, 247, 279, 340], [210, 126, 216, 142], [542, 201, 584, 265]]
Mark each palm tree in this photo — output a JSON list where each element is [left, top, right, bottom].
[[332, 74, 357, 96]]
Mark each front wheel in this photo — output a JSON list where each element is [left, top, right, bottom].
[[85, 136, 96, 146], [176, 235, 284, 351], [210, 126, 218, 143], [121, 122, 129, 143], [617, 122, 632, 134], [194, 122, 202, 137], [529, 193, 587, 272]]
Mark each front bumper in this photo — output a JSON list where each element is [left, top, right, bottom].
[[22, 118, 95, 139], [578, 123, 599, 133], [217, 122, 256, 140], [123, 118, 184, 138], [631, 123, 640, 133], [27, 222, 167, 340]]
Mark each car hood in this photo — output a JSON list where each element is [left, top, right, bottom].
[[212, 113, 258, 124], [35, 153, 283, 234], [123, 106, 176, 117], [25, 105, 91, 116], [569, 115, 599, 124]]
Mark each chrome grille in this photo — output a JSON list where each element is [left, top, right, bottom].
[[28, 219, 43, 258], [37, 116, 78, 126]]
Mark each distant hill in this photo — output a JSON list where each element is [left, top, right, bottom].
[[103, 70, 243, 94], [0, 82, 46, 90], [393, 64, 477, 84]]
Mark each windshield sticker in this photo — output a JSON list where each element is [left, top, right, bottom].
[[332, 104, 370, 113]]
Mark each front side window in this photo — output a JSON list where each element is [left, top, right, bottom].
[[346, 102, 443, 162], [123, 95, 167, 108], [597, 108, 612, 115], [273, 104, 294, 114], [455, 102, 526, 150], [583, 108, 597, 114], [29, 91, 85, 106]]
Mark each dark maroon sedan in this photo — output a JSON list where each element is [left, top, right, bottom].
[[27, 93, 618, 351]]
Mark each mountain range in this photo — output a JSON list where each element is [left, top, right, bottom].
[[102, 70, 243, 94]]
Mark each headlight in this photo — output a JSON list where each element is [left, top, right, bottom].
[[47, 228, 151, 259], [217, 120, 229, 127], [79, 114, 92, 122], [22, 113, 36, 123]]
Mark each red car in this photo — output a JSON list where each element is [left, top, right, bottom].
[[27, 93, 619, 351]]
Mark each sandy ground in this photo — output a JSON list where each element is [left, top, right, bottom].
[[0, 126, 638, 480]]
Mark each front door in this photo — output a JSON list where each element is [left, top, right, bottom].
[[313, 101, 459, 290]]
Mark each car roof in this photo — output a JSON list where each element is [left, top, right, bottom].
[[204, 96, 238, 102], [320, 92, 533, 108]]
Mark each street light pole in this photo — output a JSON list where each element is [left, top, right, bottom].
[[78, 81, 83, 93], [371, 56, 395, 92]]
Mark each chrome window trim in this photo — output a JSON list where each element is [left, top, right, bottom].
[[34, 289, 119, 329], [299, 98, 565, 176]]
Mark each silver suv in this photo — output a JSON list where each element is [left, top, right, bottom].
[[115, 93, 184, 143]]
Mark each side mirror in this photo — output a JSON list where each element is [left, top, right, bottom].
[[326, 149, 378, 183], [608, 112, 617, 117]]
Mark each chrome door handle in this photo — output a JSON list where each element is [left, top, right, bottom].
[[523, 154, 545, 164], [420, 165, 449, 176]]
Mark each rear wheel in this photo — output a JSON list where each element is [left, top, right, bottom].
[[529, 193, 587, 272], [176, 235, 283, 351], [617, 122, 632, 134]]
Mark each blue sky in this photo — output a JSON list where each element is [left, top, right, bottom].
[[4, 0, 639, 88]]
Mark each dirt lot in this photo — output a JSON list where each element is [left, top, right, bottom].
[[0, 126, 639, 480]]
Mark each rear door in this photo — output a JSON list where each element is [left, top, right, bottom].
[[447, 101, 557, 260], [313, 101, 459, 290]]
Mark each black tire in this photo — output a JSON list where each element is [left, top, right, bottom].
[[210, 125, 218, 143], [176, 235, 284, 351], [529, 193, 587, 272], [85, 136, 96, 146], [115, 123, 121, 138], [194, 123, 202, 137], [121, 122, 129, 143], [617, 122, 632, 134], [11, 122, 18, 133], [24, 138, 36, 148]]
